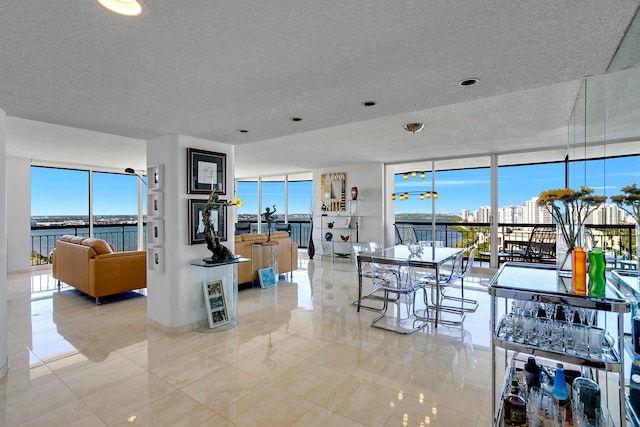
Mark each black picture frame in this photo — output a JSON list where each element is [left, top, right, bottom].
[[189, 199, 227, 244], [188, 148, 226, 195]]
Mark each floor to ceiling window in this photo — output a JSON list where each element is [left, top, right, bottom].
[[30, 166, 146, 265], [93, 171, 146, 251]]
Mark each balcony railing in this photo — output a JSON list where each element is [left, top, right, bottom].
[[32, 220, 636, 267], [395, 220, 638, 265], [30, 223, 146, 266]]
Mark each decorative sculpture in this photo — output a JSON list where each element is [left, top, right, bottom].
[[262, 205, 277, 242], [201, 192, 240, 263]]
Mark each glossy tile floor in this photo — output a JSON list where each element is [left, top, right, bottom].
[[1, 257, 497, 426]]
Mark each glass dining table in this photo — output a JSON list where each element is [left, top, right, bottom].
[[356, 244, 464, 328]]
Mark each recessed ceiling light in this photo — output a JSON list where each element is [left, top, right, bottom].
[[96, 0, 148, 18], [403, 123, 424, 133], [290, 117, 302, 122], [361, 101, 377, 107], [458, 78, 479, 86], [238, 129, 249, 133]]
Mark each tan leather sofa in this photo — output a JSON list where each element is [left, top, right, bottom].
[[234, 231, 299, 284], [52, 235, 147, 303]]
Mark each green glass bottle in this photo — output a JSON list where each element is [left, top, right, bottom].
[[588, 247, 606, 298]]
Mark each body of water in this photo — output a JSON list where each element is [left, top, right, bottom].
[[31, 226, 144, 258]]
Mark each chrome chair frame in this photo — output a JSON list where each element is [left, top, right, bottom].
[[414, 251, 466, 326], [440, 247, 479, 313], [368, 257, 429, 334]]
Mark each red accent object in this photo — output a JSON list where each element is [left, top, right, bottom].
[[351, 186, 358, 200]]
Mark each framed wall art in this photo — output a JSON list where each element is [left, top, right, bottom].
[[147, 192, 164, 218], [147, 247, 165, 272], [189, 199, 227, 244], [147, 164, 164, 191], [148, 219, 164, 245], [188, 148, 226, 195], [202, 279, 230, 329]]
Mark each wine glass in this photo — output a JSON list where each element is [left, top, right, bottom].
[[564, 304, 576, 324], [544, 302, 557, 320]]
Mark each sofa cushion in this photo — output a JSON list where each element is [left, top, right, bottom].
[[60, 235, 75, 242], [70, 236, 88, 244], [81, 238, 114, 255]]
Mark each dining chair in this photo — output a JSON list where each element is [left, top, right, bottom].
[[368, 257, 429, 334], [414, 251, 466, 326], [440, 247, 479, 313], [351, 243, 390, 311]]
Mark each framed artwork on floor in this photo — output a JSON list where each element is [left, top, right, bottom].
[[189, 199, 227, 244], [188, 148, 226, 195], [258, 267, 277, 288], [202, 279, 229, 329]]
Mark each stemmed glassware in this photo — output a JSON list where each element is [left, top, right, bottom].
[[544, 302, 557, 320]]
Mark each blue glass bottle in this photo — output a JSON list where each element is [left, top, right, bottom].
[[552, 363, 569, 400], [588, 247, 606, 298]]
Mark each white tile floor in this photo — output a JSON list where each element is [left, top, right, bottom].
[[1, 256, 499, 426]]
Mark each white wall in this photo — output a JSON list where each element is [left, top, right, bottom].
[[7, 157, 31, 272], [312, 162, 385, 249], [1, 109, 8, 379], [146, 134, 235, 332]]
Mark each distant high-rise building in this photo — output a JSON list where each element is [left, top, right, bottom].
[[461, 209, 469, 221]]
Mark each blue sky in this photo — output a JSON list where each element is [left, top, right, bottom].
[[31, 156, 640, 217]]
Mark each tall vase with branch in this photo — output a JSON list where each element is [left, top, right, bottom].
[[611, 183, 640, 273], [537, 186, 606, 273]]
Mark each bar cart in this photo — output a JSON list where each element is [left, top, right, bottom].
[[489, 263, 631, 426]]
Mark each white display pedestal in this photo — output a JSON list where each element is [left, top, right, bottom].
[[191, 257, 250, 332]]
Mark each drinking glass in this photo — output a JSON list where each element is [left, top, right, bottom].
[[544, 302, 557, 320], [528, 386, 542, 427], [564, 323, 576, 355], [589, 328, 604, 359], [564, 304, 576, 324], [575, 324, 590, 357], [551, 322, 564, 352]]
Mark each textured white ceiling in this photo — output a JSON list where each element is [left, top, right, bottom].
[[1, 1, 639, 177]]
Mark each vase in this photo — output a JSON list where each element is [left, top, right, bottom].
[[307, 219, 315, 259], [351, 186, 358, 200], [556, 224, 584, 277]]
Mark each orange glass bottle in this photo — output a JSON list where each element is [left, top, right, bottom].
[[572, 247, 587, 295]]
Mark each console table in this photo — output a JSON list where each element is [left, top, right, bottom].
[[191, 257, 250, 332]]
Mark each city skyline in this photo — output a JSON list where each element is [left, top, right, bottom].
[[31, 155, 640, 220]]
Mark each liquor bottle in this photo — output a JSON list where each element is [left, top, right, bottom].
[[588, 247, 606, 298], [503, 379, 527, 426], [572, 247, 587, 295], [524, 356, 541, 390], [552, 363, 572, 424]]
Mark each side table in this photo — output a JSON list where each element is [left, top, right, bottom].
[[251, 243, 278, 285], [191, 257, 250, 332]]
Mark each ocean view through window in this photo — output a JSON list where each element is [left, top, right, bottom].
[[31, 166, 147, 265]]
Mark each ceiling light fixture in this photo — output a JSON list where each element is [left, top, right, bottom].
[[96, 0, 148, 18], [290, 117, 302, 122], [238, 129, 249, 133], [458, 78, 479, 86], [361, 101, 377, 107], [403, 122, 424, 133]]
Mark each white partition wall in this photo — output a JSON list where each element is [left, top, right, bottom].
[[1, 108, 8, 379], [146, 134, 235, 334]]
